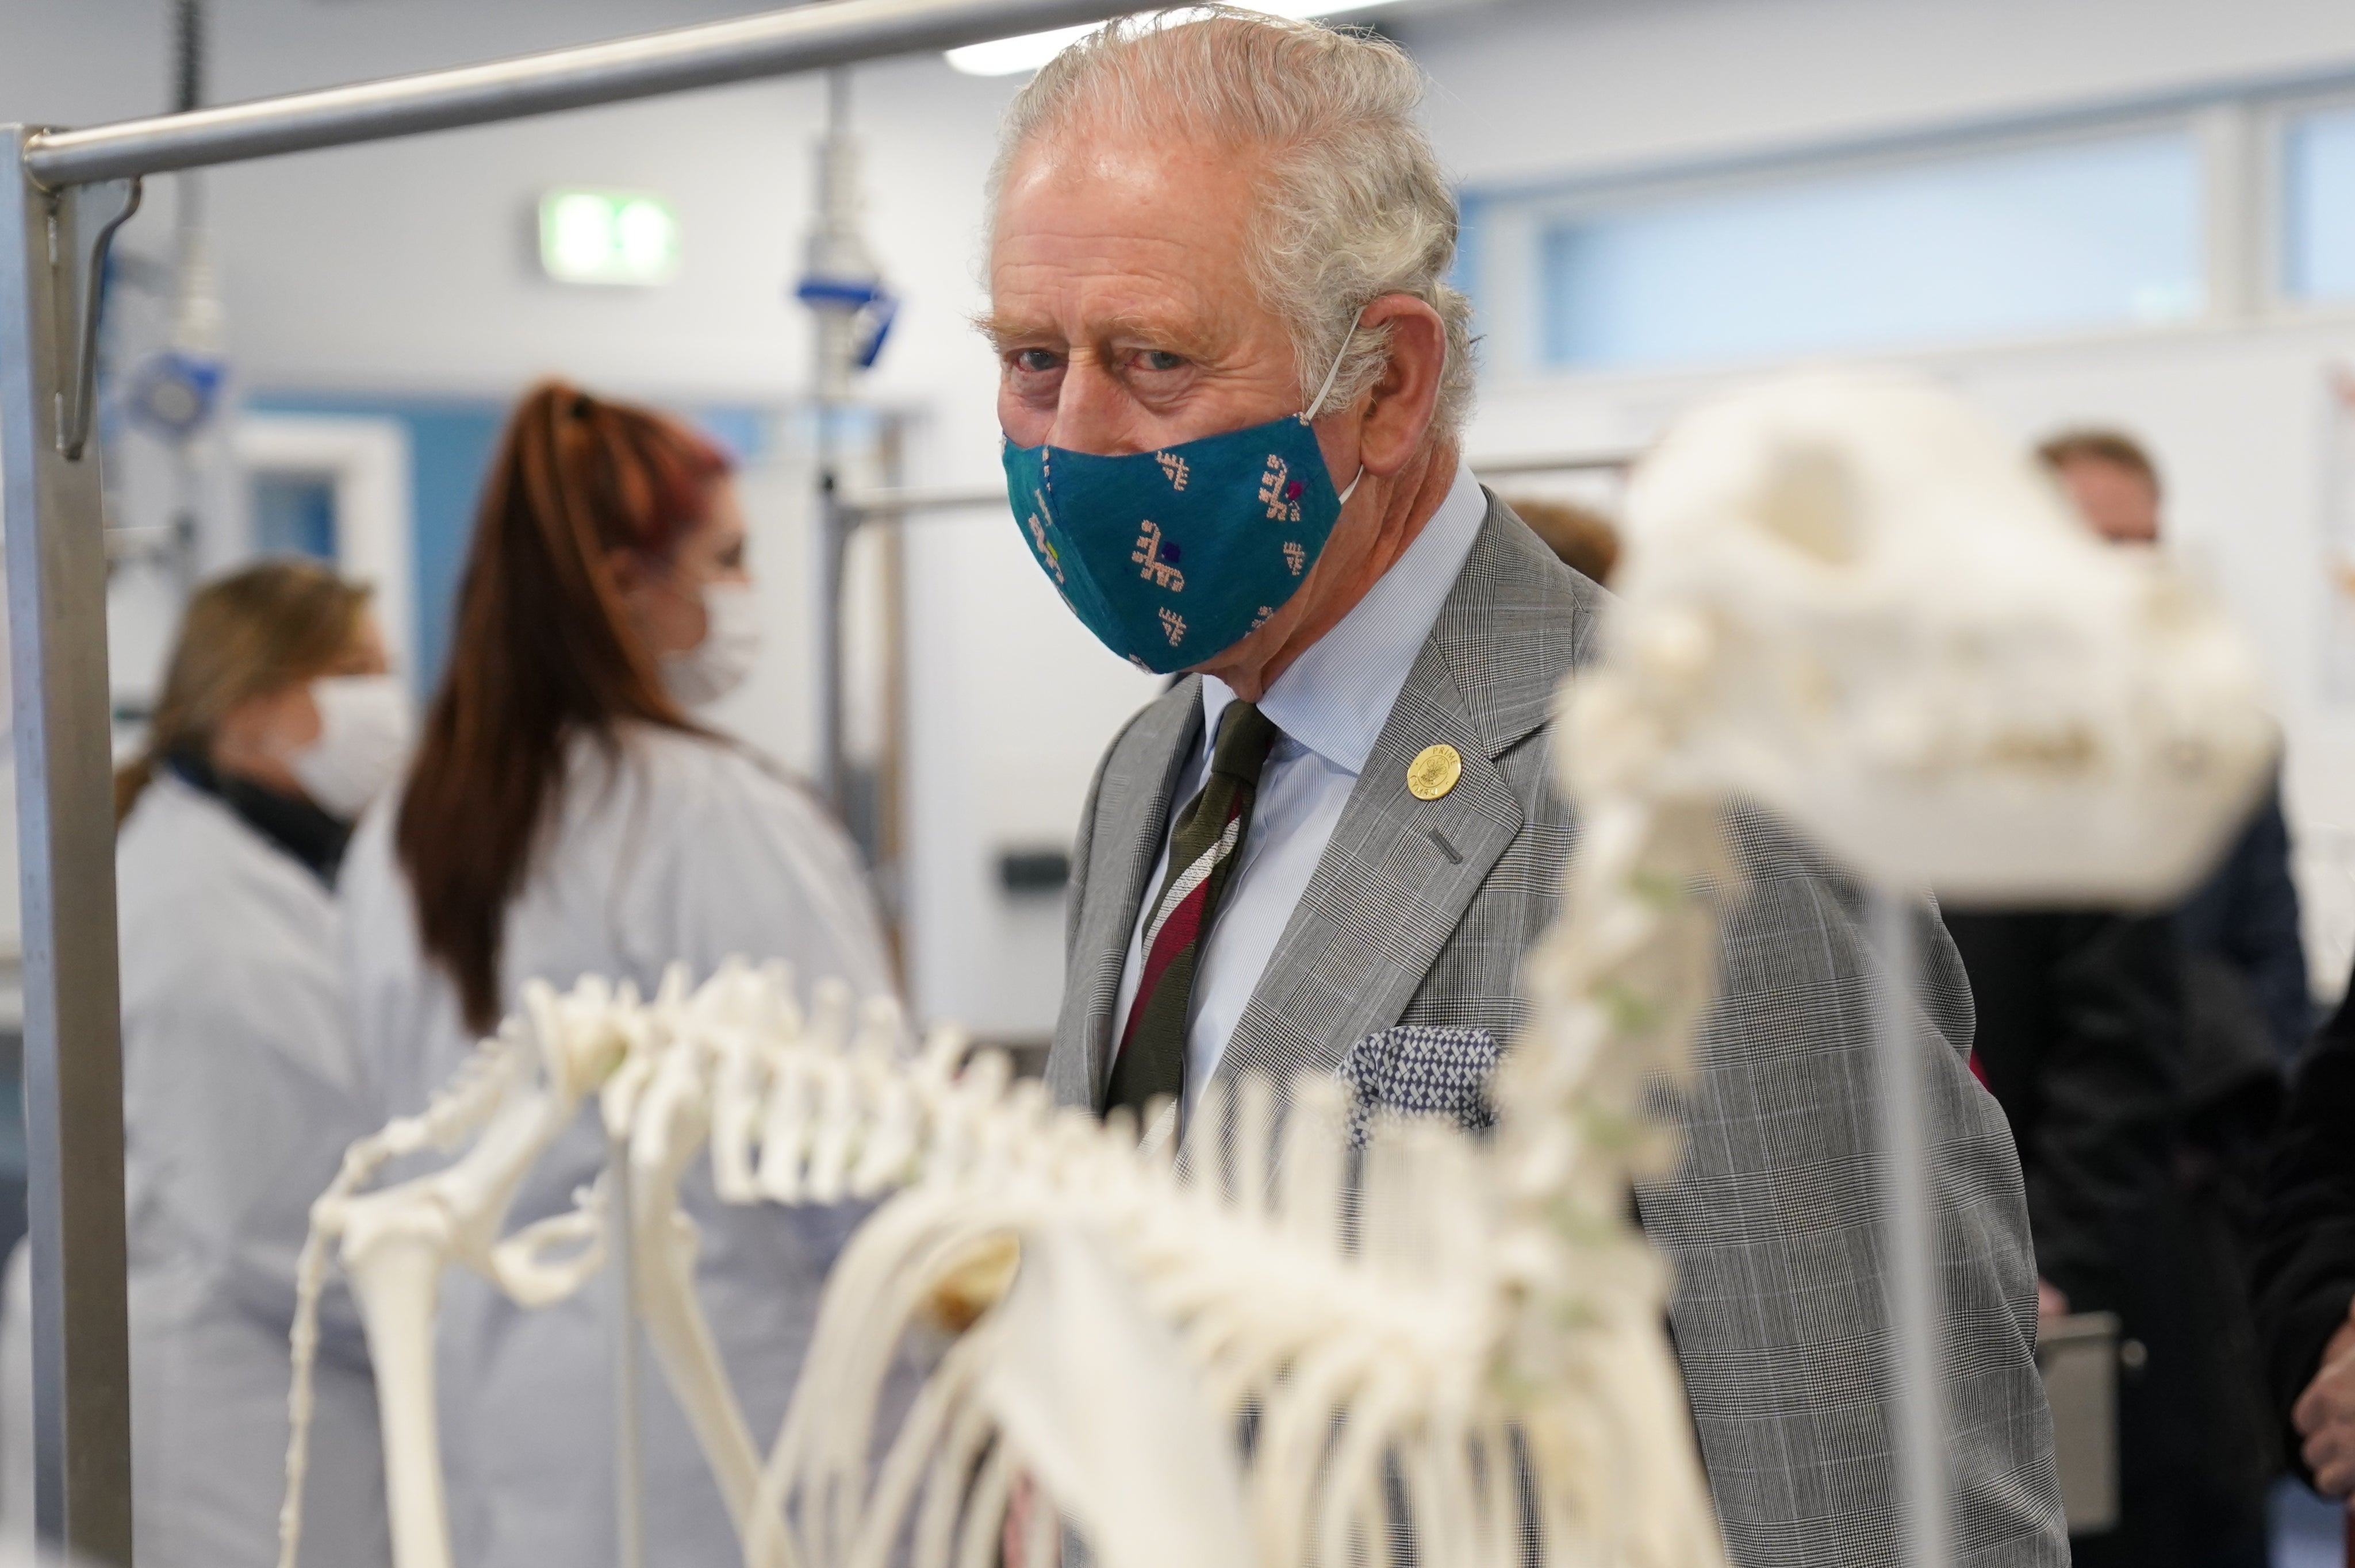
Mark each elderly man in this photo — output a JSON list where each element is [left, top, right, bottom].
[[995, 13, 2063, 1565]]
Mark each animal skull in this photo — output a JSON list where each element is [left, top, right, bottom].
[[1584, 369, 2275, 904]]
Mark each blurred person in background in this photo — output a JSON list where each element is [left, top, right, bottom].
[[1934, 427, 2298, 1566], [2040, 428, 2311, 1069], [339, 382, 893, 1568], [2256, 954, 2355, 1513], [1499, 494, 1620, 586], [1943, 907, 2276, 1568], [14, 560, 408, 1566], [2042, 429, 2293, 1467]]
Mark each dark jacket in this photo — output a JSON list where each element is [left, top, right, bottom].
[[1947, 912, 2176, 1308], [2254, 958, 2355, 1481], [1945, 910, 2275, 1562], [2180, 781, 2310, 1064]]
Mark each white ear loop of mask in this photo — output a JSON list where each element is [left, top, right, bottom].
[[1305, 318, 1367, 506]]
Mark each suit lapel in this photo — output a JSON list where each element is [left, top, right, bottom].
[[1214, 497, 1574, 1090], [1067, 682, 1205, 1109]]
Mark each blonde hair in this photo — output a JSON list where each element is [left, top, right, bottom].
[[115, 559, 373, 823], [992, 7, 1477, 443]]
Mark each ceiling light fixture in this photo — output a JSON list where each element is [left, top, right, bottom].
[[945, 0, 1405, 77]]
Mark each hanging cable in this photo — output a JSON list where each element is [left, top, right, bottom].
[[174, 0, 205, 116]]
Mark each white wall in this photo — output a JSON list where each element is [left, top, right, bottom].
[[1402, 0, 2355, 996], [1410, 0, 2355, 185]]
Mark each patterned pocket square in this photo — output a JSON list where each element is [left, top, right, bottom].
[[1337, 1024, 1501, 1147]]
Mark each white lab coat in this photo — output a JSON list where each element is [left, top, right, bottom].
[[114, 773, 389, 1568], [340, 723, 893, 1568]]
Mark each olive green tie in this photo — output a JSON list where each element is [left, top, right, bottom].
[[1105, 701, 1281, 1119]]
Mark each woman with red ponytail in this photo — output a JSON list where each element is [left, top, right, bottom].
[[339, 381, 892, 1568]]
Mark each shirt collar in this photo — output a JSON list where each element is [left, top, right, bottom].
[[1201, 458, 1486, 775], [165, 749, 353, 886]]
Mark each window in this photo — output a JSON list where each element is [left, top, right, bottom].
[[2284, 106, 2355, 302], [249, 471, 339, 560], [1512, 129, 2203, 371]]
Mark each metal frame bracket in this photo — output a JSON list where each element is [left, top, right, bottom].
[[3, 2, 1148, 1555], [46, 176, 140, 462], [3, 122, 137, 1565]]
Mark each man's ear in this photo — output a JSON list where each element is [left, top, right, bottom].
[[1355, 294, 1447, 478]]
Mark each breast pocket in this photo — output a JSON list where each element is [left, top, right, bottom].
[[1336, 1024, 1501, 1147]]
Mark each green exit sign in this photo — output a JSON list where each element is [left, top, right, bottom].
[[539, 190, 680, 286]]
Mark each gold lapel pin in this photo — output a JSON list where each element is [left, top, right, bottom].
[[1407, 743, 1462, 801]]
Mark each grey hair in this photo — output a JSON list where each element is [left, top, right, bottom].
[[990, 7, 1476, 445]]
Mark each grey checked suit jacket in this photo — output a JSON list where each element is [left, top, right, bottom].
[[1046, 494, 2068, 1567]]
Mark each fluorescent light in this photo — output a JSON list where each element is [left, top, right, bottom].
[[539, 190, 681, 286], [946, 20, 1102, 75], [946, 0, 1405, 77]]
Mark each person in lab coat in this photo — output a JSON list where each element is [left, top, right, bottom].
[[103, 559, 406, 1567], [339, 382, 893, 1568]]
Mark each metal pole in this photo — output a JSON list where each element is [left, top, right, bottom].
[[22, 0, 1134, 188], [168, 0, 218, 598], [1462, 450, 1639, 478], [817, 478, 850, 814], [828, 443, 1648, 521], [1868, 887, 1950, 1568], [835, 483, 1003, 520], [608, 1132, 644, 1568], [810, 66, 860, 817], [0, 129, 134, 1564]]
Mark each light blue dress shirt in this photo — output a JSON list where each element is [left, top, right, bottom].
[[1109, 459, 1490, 1118]]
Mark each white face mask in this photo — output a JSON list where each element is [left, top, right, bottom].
[[289, 673, 414, 819], [661, 580, 762, 710]]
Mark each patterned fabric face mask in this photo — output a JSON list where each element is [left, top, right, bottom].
[[1002, 336, 1364, 674]]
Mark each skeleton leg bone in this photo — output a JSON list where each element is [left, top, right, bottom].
[[287, 982, 628, 1568], [340, 1221, 457, 1568], [626, 1032, 767, 1539]]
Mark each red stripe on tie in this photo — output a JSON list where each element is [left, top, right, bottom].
[[1114, 791, 1248, 1064], [1117, 879, 1212, 1059]]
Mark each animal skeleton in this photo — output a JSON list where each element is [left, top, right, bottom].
[[281, 371, 2274, 1568]]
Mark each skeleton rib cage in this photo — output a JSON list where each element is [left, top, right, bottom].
[[281, 831, 1727, 1568]]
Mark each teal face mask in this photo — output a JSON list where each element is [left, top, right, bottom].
[[1003, 341, 1363, 673]]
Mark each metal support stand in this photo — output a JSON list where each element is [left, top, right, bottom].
[[816, 471, 850, 813], [0, 2, 1143, 1548], [54, 180, 142, 464], [0, 126, 135, 1564], [807, 65, 866, 817], [609, 1131, 646, 1568], [166, 0, 221, 597], [1869, 886, 1950, 1568]]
